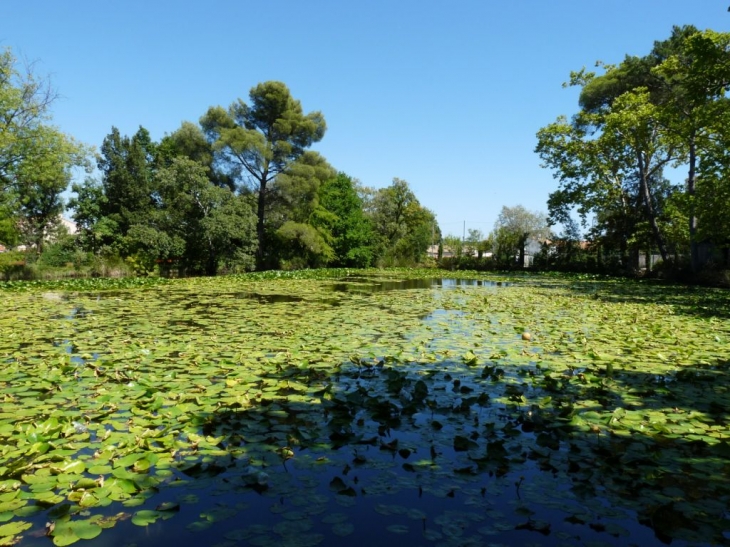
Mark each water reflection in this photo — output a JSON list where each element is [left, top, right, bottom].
[[328, 277, 510, 293], [233, 292, 304, 303]]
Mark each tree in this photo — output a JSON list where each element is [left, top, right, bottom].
[[536, 86, 678, 268], [652, 29, 730, 270], [601, 89, 676, 262], [0, 203, 19, 247], [465, 228, 484, 258], [368, 178, 436, 265], [157, 121, 233, 190], [14, 128, 86, 252], [97, 126, 158, 249], [315, 173, 374, 267], [68, 177, 115, 255], [578, 26, 699, 115], [271, 151, 336, 226], [200, 81, 326, 268], [0, 47, 88, 251], [492, 205, 548, 268], [692, 103, 730, 255], [1, 47, 57, 191], [540, 27, 730, 273], [269, 151, 337, 269], [154, 158, 257, 275]]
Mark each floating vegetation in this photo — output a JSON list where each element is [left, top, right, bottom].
[[1, 271, 729, 545]]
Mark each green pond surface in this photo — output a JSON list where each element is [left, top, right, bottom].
[[1, 271, 730, 546]]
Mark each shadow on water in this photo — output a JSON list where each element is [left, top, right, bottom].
[[22, 355, 728, 547], [192, 359, 729, 546], [233, 293, 305, 304], [563, 279, 730, 321]]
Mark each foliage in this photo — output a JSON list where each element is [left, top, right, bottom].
[[36, 235, 79, 268], [492, 205, 549, 268], [0, 250, 27, 280], [1, 47, 57, 190], [537, 27, 730, 275], [367, 178, 436, 266], [156, 121, 231, 189], [96, 126, 157, 249], [200, 81, 326, 268], [316, 173, 375, 268], [652, 29, 730, 269], [0, 47, 90, 252], [60, 79, 439, 278], [0, 202, 19, 247], [268, 152, 337, 269], [71, 128, 259, 276], [154, 157, 258, 275], [275, 221, 335, 269], [68, 177, 115, 255]]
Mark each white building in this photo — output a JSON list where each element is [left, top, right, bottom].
[[59, 216, 78, 235]]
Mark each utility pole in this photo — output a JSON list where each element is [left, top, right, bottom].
[[462, 221, 466, 243]]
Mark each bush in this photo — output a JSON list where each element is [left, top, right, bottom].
[[0, 251, 31, 280], [38, 240, 77, 268], [695, 262, 730, 288]]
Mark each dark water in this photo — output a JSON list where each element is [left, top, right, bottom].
[[327, 277, 510, 293]]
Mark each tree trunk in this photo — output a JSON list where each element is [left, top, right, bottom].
[[687, 137, 699, 272], [255, 172, 268, 270], [630, 245, 640, 272], [637, 154, 669, 263], [518, 235, 527, 268], [206, 237, 217, 276]]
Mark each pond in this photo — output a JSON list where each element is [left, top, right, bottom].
[[1, 271, 729, 546]]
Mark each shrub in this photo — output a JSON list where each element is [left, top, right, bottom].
[[0, 251, 31, 280]]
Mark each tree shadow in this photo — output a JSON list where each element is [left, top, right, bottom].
[[563, 277, 730, 321], [150, 356, 730, 546], [520, 357, 730, 544]]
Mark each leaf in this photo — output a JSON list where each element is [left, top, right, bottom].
[[51, 525, 79, 547], [131, 510, 162, 527], [0, 521, 31, 538], [69, 520, 102, 541], [55, 461, 85, 475]]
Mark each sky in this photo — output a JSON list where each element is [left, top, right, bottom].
[[1, 1, 728, 238]]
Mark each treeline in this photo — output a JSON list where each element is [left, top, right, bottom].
[[1, 61, 437, 276], [4, 25, 730, 283], [536, 25, 730, 279]]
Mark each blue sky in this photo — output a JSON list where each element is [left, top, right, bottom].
[[1, 1, 728, 237]]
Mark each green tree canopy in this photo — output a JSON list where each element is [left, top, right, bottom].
[[492, 205, 548, 268], [269, 151, 337, 269], [200, 81, 326, 268], [154, 157, 257, 275], [0, 47, 89, 250], [367, 178, 436, 266], [316, 173, 375, 267], [538, 27, 730, 272], [97, 126, 158, 248], [157, 121, 233, 190]]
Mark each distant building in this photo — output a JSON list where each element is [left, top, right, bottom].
[[428, 244, 492, 260], [59, 217, 77, 235], [427, 245, 456, 259]]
